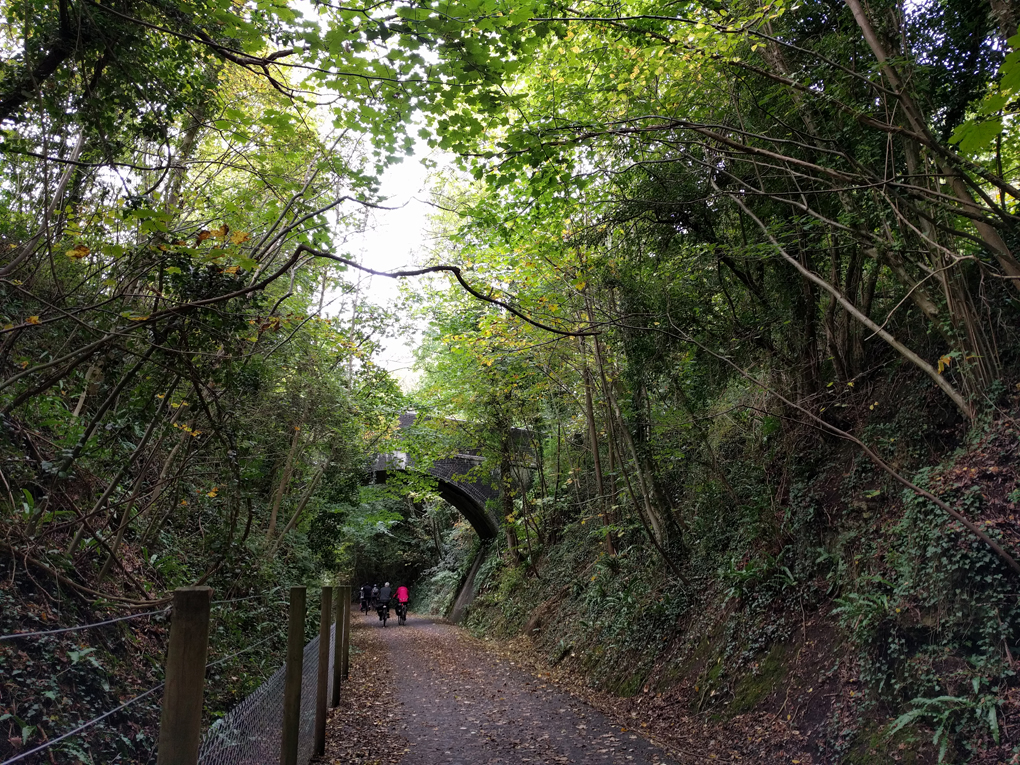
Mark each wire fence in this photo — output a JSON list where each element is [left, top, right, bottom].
[[0, 589, 343, 765], [0, 631, 295, 765], [197, 622, 336, 765], [0, 592, 287, 764]]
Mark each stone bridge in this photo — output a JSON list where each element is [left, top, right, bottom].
[[370, 413, 532, 540]]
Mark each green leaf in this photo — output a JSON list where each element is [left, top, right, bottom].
[[949, 119, 1003, 153], [999, 49, 1020, 90], [887, 707, 926, 736], [978, 93, 1010, 115]]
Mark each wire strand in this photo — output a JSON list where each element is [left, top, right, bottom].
[[0, 588, 283, 642], [210, 587, 282, 606], [0, 683, 164, 765], [206, 634, 277, 669], [0, 608, 170, 642]]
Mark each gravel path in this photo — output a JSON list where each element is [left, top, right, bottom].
[[320, 611, 680, 765]]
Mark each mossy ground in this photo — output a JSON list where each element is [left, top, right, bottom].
[[842, 720, 930, 765], [730, 642, 789, 714]]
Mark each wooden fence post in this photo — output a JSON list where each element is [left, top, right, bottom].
[[341, 585, 350, 681], [314, 586, 332, 756], [156, 587, 212, 765], [330, 587, 343, 707], [280, 586, 306, 765]]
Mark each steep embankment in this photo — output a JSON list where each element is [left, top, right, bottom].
[[457, 402, 1020, 764]]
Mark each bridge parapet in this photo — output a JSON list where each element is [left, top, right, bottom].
[[371, 414, 499, 539], [370, 413, 532, 541]]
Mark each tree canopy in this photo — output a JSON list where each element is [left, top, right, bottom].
[[5, 0, 1020, 760]]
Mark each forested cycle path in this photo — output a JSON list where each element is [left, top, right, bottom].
[[319, 612, 680, 765]]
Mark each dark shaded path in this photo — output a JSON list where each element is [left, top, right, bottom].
[[321, 612, 680, 765]]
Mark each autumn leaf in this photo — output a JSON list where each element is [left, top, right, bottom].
[[229, 230, 250, 244], [66, 243, 90, 259], [197, 230, 213, 243], [25, 316, 41, 325], [222, 265, 240, 275], [213, 224, 230, 239], [938, 354, 953, 374]]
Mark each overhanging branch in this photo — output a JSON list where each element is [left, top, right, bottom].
[[296, 246, 599, 337]]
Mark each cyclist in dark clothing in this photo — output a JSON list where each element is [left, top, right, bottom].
[[360, 583, 372, 613], [376, 582, 392, 621]]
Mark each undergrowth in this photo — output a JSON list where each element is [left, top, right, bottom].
[[443, 383, 1020, 763]]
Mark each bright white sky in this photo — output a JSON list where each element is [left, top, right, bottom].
[[296, 1, 444, 389], [344, 151, 435, 388], [291, 0, 455, 389]]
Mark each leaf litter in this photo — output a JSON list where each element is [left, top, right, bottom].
[[318, 613, 681, 764]]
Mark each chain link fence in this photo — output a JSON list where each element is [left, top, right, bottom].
[[197, 623, 335, 765]]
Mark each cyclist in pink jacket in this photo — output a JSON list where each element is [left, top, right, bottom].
[[394, 585, 410, 625]]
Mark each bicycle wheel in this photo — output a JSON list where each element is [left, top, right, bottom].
[[382, 613, 388, 627]]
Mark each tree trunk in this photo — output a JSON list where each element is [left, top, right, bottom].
[[267, 425, 303, 539], [579, 337, 613, 554]]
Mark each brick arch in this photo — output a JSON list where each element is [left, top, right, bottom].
[[370, 412, 533, 542], [371, 457, 499, 540]]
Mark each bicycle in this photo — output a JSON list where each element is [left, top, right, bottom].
[[376, 600, 390, 627], [395, 601, 407, 626]]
